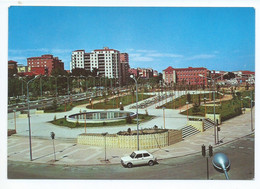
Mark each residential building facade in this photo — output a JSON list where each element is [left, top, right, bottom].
[[163, 66, 209, 86], [27, 54, 64, 75], [8, 60, 18, 70], [162, 66, 176, 84], [17, 64, 30, 73], [120, 53, 130, 85], [129, 67, 156, 79], [71, 47, 124, 85]]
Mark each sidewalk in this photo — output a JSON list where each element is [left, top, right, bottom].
[[8, 107, 254, 166]]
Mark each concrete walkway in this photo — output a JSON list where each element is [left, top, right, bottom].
[[8, 107, 254, 165]]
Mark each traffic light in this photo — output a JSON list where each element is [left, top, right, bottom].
[[202, 144, 206, 157], [209, 145, 213, 157], [217, 127, 221, 131]]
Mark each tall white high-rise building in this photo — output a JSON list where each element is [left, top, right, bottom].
[[71, 47, 122, 81], [70, 50, 85, 70]]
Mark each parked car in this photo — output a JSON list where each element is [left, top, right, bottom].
[[121, 150, 157, 168]]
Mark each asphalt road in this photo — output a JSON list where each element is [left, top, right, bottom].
[[8, 134, 254, 180]]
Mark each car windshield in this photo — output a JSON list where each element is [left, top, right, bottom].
[[130, 152, 136, 158]]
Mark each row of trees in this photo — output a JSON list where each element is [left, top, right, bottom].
[[8, 68, 118, 99]]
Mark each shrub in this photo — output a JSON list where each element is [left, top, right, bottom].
[[127, 128, 131, 134], [103, 122, 107, 126], [145, 109, 149, 116], [126, 114, 132, 124], [75, 121, 80, 127]]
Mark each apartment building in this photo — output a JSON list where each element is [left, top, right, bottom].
[[27, 54, 64, 75], [129, 67, 156, 79], [120, 53, 130, 85], [71, 47, 125, 85], [163, 66, 209, 86]]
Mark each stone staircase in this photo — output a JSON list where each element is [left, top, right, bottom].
[[181, 125, 200, 139], [203, 118, 215, 130]]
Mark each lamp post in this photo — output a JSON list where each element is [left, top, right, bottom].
[[199, 74, 224, 145], [84, 113, 87, 134], [19, 75, 39, 161], [204, 97, 207, 117], [130, 74, 140, 150], [50, 132, 56, 161], [13, 109, 16, 132], [186, 101, 189, 120], [102, 132, 108, 162], [163, 107, 166, 129], [250, 90, 254, 131], [212, 153, 230, 180]]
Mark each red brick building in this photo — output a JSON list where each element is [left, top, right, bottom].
[[163, 66, 209, 86], [129, 68, 138, 77], [162, 66, 176, 84], [120, 53, 130, 85], [129, 67, 155, 79], [8, 60, 18, 72], [27, 54, 64, 75]]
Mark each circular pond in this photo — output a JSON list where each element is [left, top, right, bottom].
[[67, 111, 136, 123]]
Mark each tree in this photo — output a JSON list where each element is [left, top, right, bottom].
[[52, 98, 58, 110], [71, 68, 87, 76], [187, 93, 191, 103], [223, 72, 235, 80], [51, 68, 68, 77], [91, 68, 99, 77], [192, 103, 200, 114], [126, 114, 132, 124]]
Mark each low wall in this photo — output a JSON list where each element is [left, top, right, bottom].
[[36, 110, 44, 114], [168, 130, 183, 145], [187, 120, 204, 132], [77, 130, 182, 149], [206, 114, 221, 124], [8, 129, 16, 136]]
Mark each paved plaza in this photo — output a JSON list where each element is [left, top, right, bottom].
[[7, 91, 255, 165]]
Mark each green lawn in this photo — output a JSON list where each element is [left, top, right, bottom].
[[181, 90, 254, 121], [158, 92, 223, 109], [86, 93, 154, 109], [51, 114, 154, 128]]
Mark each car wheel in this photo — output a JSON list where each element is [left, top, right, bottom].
[[148, 160, 154, 166], [127, 163, 133, 168]]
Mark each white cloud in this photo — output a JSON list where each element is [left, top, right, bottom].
[[136, 49, 157, 53], [130, 53, 154, 62], [9, 48, 49, 54], [50, 49, 73, 54], [146, 53, 183, 58], [9, 48, 72, 55], [8, 56, 27, 60], [186, 54, 216, 61]]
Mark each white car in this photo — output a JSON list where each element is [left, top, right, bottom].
[[121, 150, 157, 168]]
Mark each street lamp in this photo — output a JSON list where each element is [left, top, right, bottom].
[[163, 107, 166, 129], [212, 153, 230, 180], [19, 75, 40, 161], [130, 74, 140, 150], [13, 109, 17, 132], [50, 132, 56, 161], [204, 97, 207, 117], [199, 74, 222, 145], [186, 101, 189, 120], [102, 132, 108, 162], [250, 90, 254, 131]]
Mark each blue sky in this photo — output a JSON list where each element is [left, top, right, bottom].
[[8, 7, 255, 72]]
